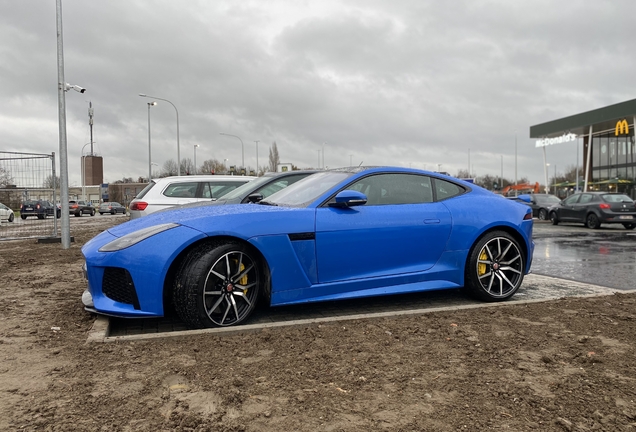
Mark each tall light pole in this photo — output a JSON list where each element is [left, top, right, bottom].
[[193, 144, 200, 175], [139, 94, 181, 175], [224, 158, 229, 173], [146, 101, 156, 182], [254, 140, 260, 176], [220, 133, 244, 170], [545, 163, 551, 194]]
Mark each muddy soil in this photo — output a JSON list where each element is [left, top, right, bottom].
[[1, 217, 635, 431]]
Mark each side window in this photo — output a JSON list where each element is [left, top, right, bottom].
[[345, 174, 434, 206], [433, 179, 464, 201], [562, 195, 579, 205], [163, 182, 198, 198], [578, 194, 593, 205]]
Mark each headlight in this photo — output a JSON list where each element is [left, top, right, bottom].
[[99, 223, 180, 252]]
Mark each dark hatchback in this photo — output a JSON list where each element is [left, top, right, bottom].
[[519, 193, 561, 220], [548, 192, 636, 229], [20, 200, 61, 220]]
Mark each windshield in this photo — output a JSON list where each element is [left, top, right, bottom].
[[265, 171, 352, 207], [602, 194, 633, 203], [219, 176, 272, 200], [536, 195, 560, 204]]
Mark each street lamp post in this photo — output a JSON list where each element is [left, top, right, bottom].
[[193, 144, 200, 175], [545, 163, 550, 194], [139, 94, 181, 175], [223, 158, 229, 174], [219, 133, 244, 170], [146, 101, 156, 182]]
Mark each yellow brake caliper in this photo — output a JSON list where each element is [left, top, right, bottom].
[[478, 250, 488, 276], [233, 259, 249, 293]]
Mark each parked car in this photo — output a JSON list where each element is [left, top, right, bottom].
[[128, 175, 255, 219], [82, 167, 534, 328], [548, 192, 636, 229], [187, 170, 318, 206], [69, 200, 96, 217], [517, 193, 561, 220], [99, 202, 126, 215], [20, 200, 60, 219], [0, 202, 14, 222]]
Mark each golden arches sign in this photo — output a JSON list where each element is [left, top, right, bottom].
[[615, 119, 629, 136]]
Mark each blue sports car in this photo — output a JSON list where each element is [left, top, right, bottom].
[[82, 167, 534, 328]]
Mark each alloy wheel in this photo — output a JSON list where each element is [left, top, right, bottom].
[[476, 236, 523, 298], [202, 250, 259, 326]]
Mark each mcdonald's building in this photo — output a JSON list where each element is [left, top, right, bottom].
[[530, 98, 636, 197]]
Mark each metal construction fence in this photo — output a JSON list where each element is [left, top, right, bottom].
[[0, 151, 59, 241]]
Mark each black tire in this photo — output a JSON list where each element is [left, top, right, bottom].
[[57, 210, 61, 218], [111, 210, 115, 215], [99, 212, 104, 215], [37, 214, 45, 220], [8, 213, 14, 222], [549, 212, 559, 225], [21, 215, 27, 220], [74, 212, 81, 217], [90, 210, 95, 216], [465, 231, 525, 302], [538, 208, 548, 220], [622, 223, 636, 230], [173, 241, 262, 328], [586, 213, 600, 229]]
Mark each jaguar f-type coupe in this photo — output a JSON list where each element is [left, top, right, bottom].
[[82, 167, 534, 328]]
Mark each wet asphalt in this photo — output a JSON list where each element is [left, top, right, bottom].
[[532, 220, 636, 290]]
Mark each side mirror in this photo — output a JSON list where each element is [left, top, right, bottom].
[[328, 190, 367, 208], [247, 193, 264, 203]]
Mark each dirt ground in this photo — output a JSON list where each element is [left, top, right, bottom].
[[1, 217, 636, 432]]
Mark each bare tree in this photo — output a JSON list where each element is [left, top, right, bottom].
[[201, 158, 229, 174], [0, 167, 13, 187], [42, 174, 61, 189], [162, 159, 178, 177], [180, 158, 195, 175], [268, 141, 280, 172]]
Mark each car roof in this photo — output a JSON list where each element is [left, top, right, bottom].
[[154, 175, 255, 183]]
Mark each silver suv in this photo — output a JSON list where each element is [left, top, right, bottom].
[[128, 175, 255, 219]]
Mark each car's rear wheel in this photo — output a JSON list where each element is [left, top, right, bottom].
[[549, 211, 559, 225], [74, 212, 80, 217], [90, 210, 95, 216], [586, 213, 600, 229], [465, 231, 524, 302], [538, 208, 548, 220], [21, 215, 27, 220], [174, 241, 262, 328], [622, 223, 636, 230]]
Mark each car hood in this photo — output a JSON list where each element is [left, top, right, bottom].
[[107, 203, 313, 239]]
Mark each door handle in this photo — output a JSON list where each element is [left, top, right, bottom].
[[424, 219, 440, 224]]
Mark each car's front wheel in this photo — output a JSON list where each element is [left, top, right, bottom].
[[549, 211, 559, 225], [586, 213, 600, 229], [8, 213, 14, 222], [538, 208, 548, 220], [622, 223, 636, 230], [465, 231, 524, 302], [90, 210, 95, 216], [173, 241, 262, 328]]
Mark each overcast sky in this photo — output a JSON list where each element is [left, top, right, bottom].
[[1, 0, 634, 186]]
